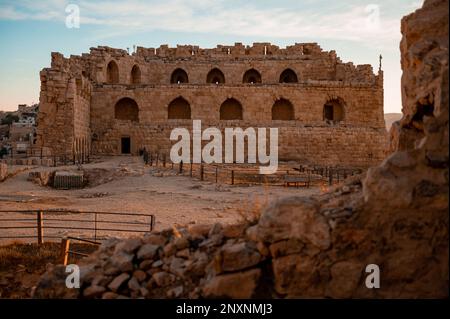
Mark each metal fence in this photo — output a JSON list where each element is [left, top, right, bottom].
[[0, 209, 156, 244], [1, 146, 90, 167], [142, 150, 363, 187]]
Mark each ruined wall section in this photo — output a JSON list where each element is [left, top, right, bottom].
[[89, 83, 386, 166], [36, 53, 92, 160], [37, 42, 386, 166]]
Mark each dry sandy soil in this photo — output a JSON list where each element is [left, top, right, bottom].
[[0, 156, 322, 244]]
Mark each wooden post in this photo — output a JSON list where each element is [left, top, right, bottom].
[[171, 162, 174, 169], [215, 166, 218, 183], [163, 154, 166, 167], [179, 161, 183, 174], [190, 163, 193, 177], [231, 170, 234, 185], [200, 164, 204, 181], [308, 171, 311, 188], [94, 212, 97, 241], [37, 211, 44, 245], [155, 153, 159, 167], [329, 169, 333, 186], [60, 237, 70, 266]]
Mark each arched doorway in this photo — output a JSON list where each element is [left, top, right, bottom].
[[243, 69, 262, 84], [207, 68, 225, 84], [106, 60, 119, 84], [220, 98, 243, 120], [279, 69, 298, 83], [131, 65, 141, 84], [272, 98, 295, 120], [168, 97, 191, 119], [170, 68, 189, 84], [114, 97, 139, 122]]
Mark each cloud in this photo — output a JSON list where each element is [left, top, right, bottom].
[[0, 0, 407, 48]]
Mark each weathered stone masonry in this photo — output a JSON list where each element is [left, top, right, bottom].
[[36, 42, 387, 167]]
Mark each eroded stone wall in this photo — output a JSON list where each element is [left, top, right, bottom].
[[37, 41, 386, 167]]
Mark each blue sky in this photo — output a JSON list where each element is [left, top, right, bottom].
[[0, 0, 422, 113]]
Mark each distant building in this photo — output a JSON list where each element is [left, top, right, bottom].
[[0, 103, 38, 156]]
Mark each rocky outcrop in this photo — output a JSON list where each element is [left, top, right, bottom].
[[27, 171, 54, 186], [34, 0, 448, 299]]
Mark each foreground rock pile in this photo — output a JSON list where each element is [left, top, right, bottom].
[[35, 180, 365, 299], [34, 0, 448, 298]]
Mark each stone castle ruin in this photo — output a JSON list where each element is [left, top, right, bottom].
[[35, 0, 448, 299], [36, 42, 386, 167]]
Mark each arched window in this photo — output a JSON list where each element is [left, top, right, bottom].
[[272, 98, 295, 120], [220, 98, 243, 120], [131, 65, 141, 84], [114, 98, 139, 122], [170, 68, 189, 84], [106, 60, 119, 84], [168, 97, 191, 119], [323, 98, 345, 122], [243, 69, 261, 84], [279, 69, 298, 83], [207, 68, 225, 84]]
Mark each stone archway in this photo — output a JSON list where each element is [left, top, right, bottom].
[[170, 68, 189, 84], [207, 68, 225, 84], [168, 97, 191, 119], [243, 69, 262, 84], [220, 98, 243, 120], [114, 97, 139, 122], [106, 60, 119, 84], [272, 98, 295, 120], [131, 65, 141, 84], [279, 69, 298, 83]]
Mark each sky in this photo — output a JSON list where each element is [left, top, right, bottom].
[[0, 0, 423, 113]]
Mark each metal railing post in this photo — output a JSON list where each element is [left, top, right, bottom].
[[37, 211, 44, 245]]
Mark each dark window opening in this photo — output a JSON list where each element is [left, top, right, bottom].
[[171, 68, 189, 84], [207, 68, 225, 84], [324, 104, 334, 121], [279, 69, 298, 83], [243, 69, 261, 84], [323, 99, 345, 122]]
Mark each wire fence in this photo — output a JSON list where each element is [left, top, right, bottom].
[[142, 150, 363, 187], [1, 146, 90, 167], [0, 209, 155, 244]]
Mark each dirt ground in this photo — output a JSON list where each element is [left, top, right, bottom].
[[0, 156, 322, 244]]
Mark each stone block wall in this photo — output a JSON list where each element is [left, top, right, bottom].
[[37, 42, 387, 167]]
